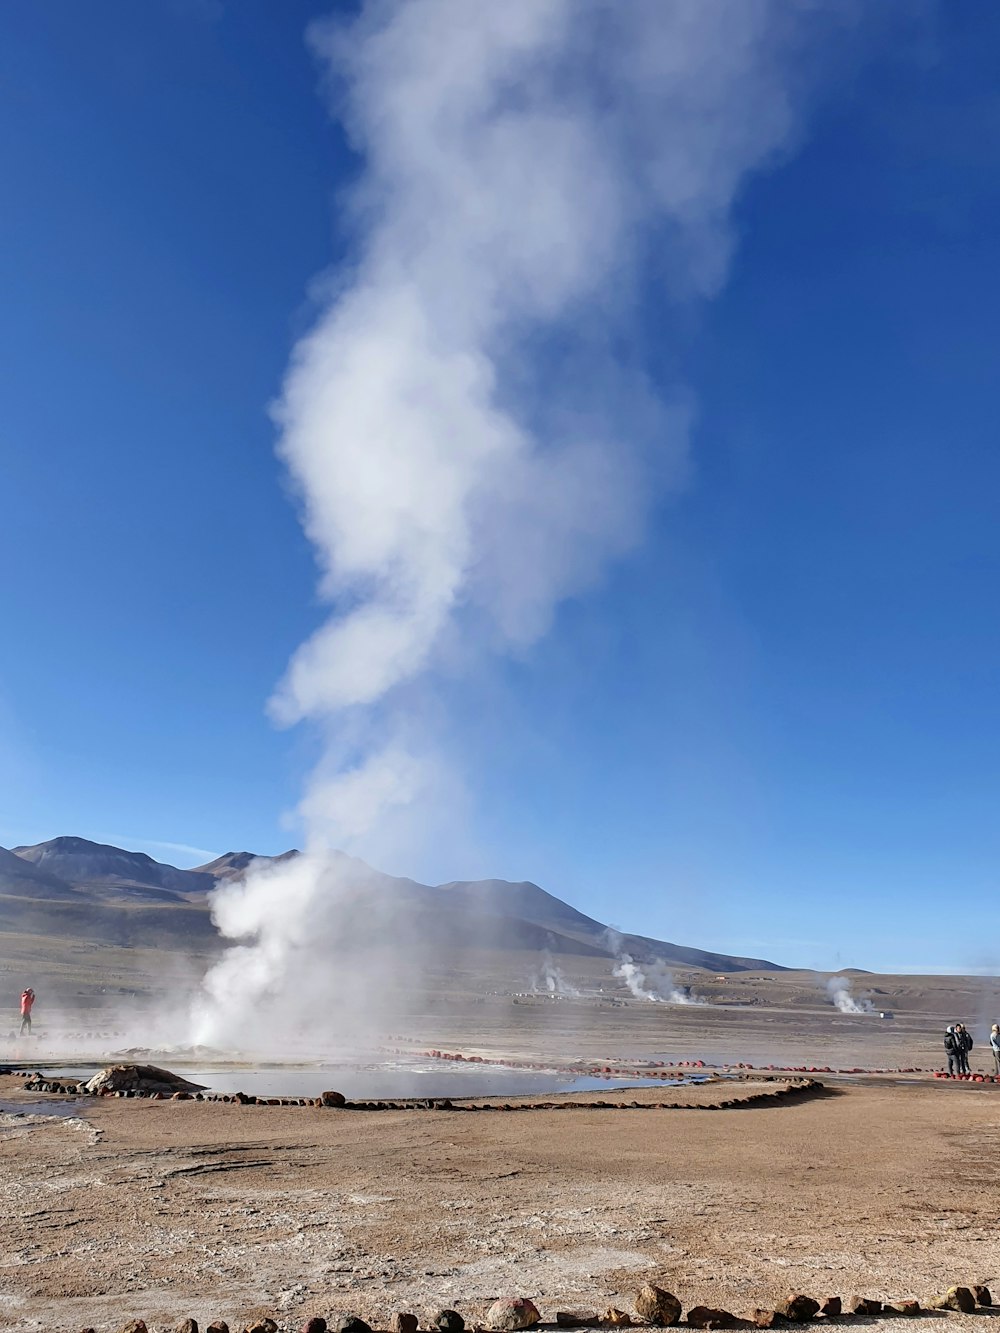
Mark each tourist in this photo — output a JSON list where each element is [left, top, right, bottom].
[[956, 1023, 973, 1075], [19, 987, 35, 1036], [945, 1025, 960, 1076], [991, 1025, 1000, 1076]]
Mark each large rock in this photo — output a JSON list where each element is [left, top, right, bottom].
[[776, 1297, 818, 1324], [176, 1322, 199, 1333], [393, 1316, 418, 1333], [974, 1286, 993, 1308], [303, 1321, 328, 1333], [686, 1308, 736, 1329], [84, 1065, 206, 1096], [486, 1299, 541, 1331], [206, 1324, 230, 1333], [931, 1288, 976, 1314], [434, 1314, 464, 1333], [321, 1090, 346, 1107], [333, 1319, 371, 1333], [850, 1299, 881, 1317], [635, 1285, 682, 1327]]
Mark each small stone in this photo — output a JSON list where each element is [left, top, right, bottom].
[[486, 1299, 541, 1331], [850, 1299, 881, 1317], [244, 1322, 278, 1333], [602, 1311, 631, 1327], [207, 1324, 230, 1333], [334, 1320, 371, 1333], [434, 1313, 464, 1333], [819, 1299, 840, 1318], [776, 1297, 818, 1324], [393, 1316, 418, 1333], [321, 1090, 347, 1107], [751, 1314, 781, 1330], [974, 1287, 993, 1308], [176, 1321, 199, 1333], [635, 1285, 682, 1327], [557, 1315, 598, 1328], [686, 1309, 736, 1329], [302, 1321, 328, 1333], [931, 1288, 976, 1315], [898, 1302, 920, 1316], [120, 1323, 149, 1333]]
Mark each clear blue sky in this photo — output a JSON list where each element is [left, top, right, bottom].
[[2, 2, 998, 972]]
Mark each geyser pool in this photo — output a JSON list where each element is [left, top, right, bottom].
[[26, 1057, 716, 1101]]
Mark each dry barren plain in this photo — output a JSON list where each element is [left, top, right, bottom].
[[3, 961, 1000, 1333]]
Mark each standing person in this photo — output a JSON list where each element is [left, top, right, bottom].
[[19, 987, 34, 1036], [949, 1023, 965, 1077], [990, 1024, 1000, 1076], [957, 1023, 973, 1075]]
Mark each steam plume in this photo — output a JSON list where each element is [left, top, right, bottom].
[[533, 948, 580, 998], [826, 976, 875, 1015], [194, 1, 838, 1048]]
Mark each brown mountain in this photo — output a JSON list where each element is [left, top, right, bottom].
[[0, 836, 785, 971]]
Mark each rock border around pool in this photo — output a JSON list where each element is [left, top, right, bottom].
[[15, 1066, 825, 1111]]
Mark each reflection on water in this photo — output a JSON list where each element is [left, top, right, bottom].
[[31, 1062, 712, 1100]]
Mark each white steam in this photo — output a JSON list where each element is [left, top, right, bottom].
[[532, 948, 580, 998], [826, 976, 875, 1015], [194, 0, 839, 1048], [606, 928, 700, 1004]]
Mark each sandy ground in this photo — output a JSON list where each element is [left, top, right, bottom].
[[3, 1072, 1000, 1333]]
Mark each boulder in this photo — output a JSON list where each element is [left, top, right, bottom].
[[302, 1322, 328, 1333], [321, 1090, 347, 1108], [393, 1316, 418, 1333], [486, 1299, 541, 1330], [850, 1299, 881, 1317], [685, 1308, 736, 1329], [635, 1285, 682, 1327], [434, 1314, 464, 1333], [819, 1299, 840, 1317], [931, 1288, 976, 1314], [85, 1065, 206, 1096], [176, 1322, 199, 1333], [207, 1325, 230, 1333], [333, 1320, 371, 1333], [974, 1286, 993, 1308], [776, 1297, 818, 1323]]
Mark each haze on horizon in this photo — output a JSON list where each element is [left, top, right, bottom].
[[2, 0, 999, 977]]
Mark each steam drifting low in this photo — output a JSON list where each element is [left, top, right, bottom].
[[193, 1, 839, 1049]]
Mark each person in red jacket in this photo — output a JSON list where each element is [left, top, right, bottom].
[[19, 987, 34, 1036]]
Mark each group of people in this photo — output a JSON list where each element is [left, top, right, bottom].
[[945, 1022, 1000, 1075]]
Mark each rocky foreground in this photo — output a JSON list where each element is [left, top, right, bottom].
[[64, 1280, 1000, 1333], [3, 1075, 1000, 1333]]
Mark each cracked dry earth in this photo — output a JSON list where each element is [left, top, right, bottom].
[[3, 1078, 1000, 1333]]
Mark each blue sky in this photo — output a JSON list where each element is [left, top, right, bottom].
[[2, 2, 998, 972]]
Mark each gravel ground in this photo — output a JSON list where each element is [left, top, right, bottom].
[[2, 1072, 1000, 1333]]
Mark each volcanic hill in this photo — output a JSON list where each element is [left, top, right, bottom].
[[0, 835, 783, 972]]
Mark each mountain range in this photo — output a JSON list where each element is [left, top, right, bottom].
[[0, 835, 784, 972]]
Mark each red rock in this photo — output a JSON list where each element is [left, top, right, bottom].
[[486, 1299, 541, 1330]]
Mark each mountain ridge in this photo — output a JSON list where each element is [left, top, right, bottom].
[[1, 835, 786, 972]]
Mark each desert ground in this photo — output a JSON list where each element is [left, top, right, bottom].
[[3, 959, 1000, 1332]]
